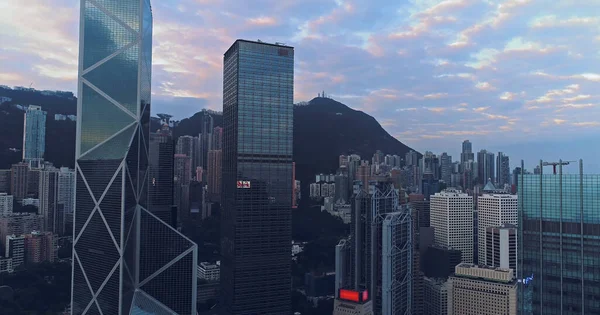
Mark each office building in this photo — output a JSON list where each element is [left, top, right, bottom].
[[335, 239, 352, 296], [221, 39, 294, 315], [460, 140, 474, 164], [198, 261, 220, 281], [0, 169, 11, 193], [6, 234, 25, 268], [57, 167, 76, 225], [496, 152, 510, 187], [73, 1, 197, 314], [207, 149, 222, 200], [333, 289, 373, 315], [10, 162, 29, 203], [518, 159, 599, 314], [440, 153, 452, 184], [0, 193, 13, 216], [430, 190, 474, 263], [149, 127, 176, 226], [477, 193, 517, 265], [423, 277, 449, 315], [335, 171, 349, 204], [24, 231, 54, 264], [477, 150, 495, 185], [212, 126, 223, 150], [449, 264, 517, 315], [23, 105, 47, 168], [408, 194, 430, 227], [486, 224, 517, 273], [198, 110, 214, 172], [176, 135, 198, 177], [382, 211, 412, 315], [27, 168, 41, 199], [39, 167, 62, 235]]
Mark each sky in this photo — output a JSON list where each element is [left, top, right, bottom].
[[1, 0, 600, 171]]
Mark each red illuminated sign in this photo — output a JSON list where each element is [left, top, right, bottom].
[[237, 181, 251, 189], [362, 290, 369, 302], [339, 289, 360, 302]]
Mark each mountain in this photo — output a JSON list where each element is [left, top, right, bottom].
[[0, 89, 419, 185]]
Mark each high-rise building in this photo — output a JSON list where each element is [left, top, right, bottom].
[[0, 193, 13, 216], [423, 277, 449, 315], [333, 289, 374, 315], [176, 135, 197, 178], [6, 234, 25, 268], [477, 193, 517, 265], [24, 231, 54, 264], [149, 127, 176, 226], [408, 194, 430, 227], [334, 171, 349, 203], [10, 162, 28, 203], [221, 39, 294, 315], [382, 211, 412, 315], [23, 105, 47, 168], [486, 224, 517, 273], [198, 110, 214, 172], [73, 1, 197, 314], [39, 167, 63, 235], [430, 190, 474, 263], [496, 152, 510, 187], [27, 168, 41, 199], [422, 245, 462, 278], [449, 264, 517, 315], [207, 150, 222, 200], [460, 140, 474, 164], [477, 150, 495, 185], [335, 239, 352, 296], [405, 150, 419, 167], [57, 167, 76, 228], [0, 169, 11, 193], [512, 166, 522, 187], [212, 126, 223, 151], [440, 152, 452, 184], [518, 159, 599, 314]]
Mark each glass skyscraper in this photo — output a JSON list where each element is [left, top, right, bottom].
[[518, 160, 600, 314], [23, 105, 47, 168], [221, 39, 294, 315], [72, 1, 197, 314]]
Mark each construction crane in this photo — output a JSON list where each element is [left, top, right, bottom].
[[542, 161, 577, 175]]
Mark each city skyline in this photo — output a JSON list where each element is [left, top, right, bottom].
[[1, 0, 600, 167]]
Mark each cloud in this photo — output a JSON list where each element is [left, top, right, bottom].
[[2, 0, 600, 163]]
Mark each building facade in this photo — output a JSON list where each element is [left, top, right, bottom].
[[477, 193, 517, 265], [220, 39, 294, 315], [449, 264, 517, 315], [423, 277, 449, 315], [23, 105, 47, 168], [148, 127, 176, 226], [518, 160, 600, 314], [6, 234, 25, 268], [57, 167, 76, 225], [381, 211, 412, 315], [207, 149, 222, 200], [24, 231, 54, 264], [0, 193, 13, 216], [496, 152, 510, 187], [430, 190, 474, 263], [39, 167, 62, 235], [486, 224, 517, 273], [73, 1, 197, 314], [10, 162, 29, 203]]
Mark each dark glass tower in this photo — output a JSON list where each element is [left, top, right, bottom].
[[73, 1, 197, 314], [220, 39, 294, 315], [149, 126, 176, 227], [519, 160, 600, 314]]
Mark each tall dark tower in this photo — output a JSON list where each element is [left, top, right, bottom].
[[72, 0, 197, 314], [220, 39, 294, 315]]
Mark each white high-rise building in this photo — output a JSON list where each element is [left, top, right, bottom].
[[0, 193, 13, 216], [430, 189, 474, 263], [477, 194, 517, 265]]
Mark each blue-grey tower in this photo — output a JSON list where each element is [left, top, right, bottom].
[[72, 1, 197, 314], [221, 39, 294, 315], [23, 105, 47, 168]]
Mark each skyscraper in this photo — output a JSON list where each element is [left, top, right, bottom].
[[10, 162, 28, 203], [477, 193, 517, 266], [382, 211, 412, 315], [496, 152, 510, 187], [430, 190, 474, 263], [477, 150, 495, 185], [57, 167, 76, 227], [460, 140, 474, 164], [198, 110, 214, 172], [221, 39, 294, 315], [518, 160, 599, 314], [39, 167, 62, 235], [207, 149, 222, 200], [440, 152, 452, 184], [149, 126, 176, 226], [23, 105, 47, 168], [73, 1, 197, 314], [212, 126, 223, 151]]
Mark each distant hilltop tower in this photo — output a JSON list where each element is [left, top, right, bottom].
[[318, 91, 329, 98]]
